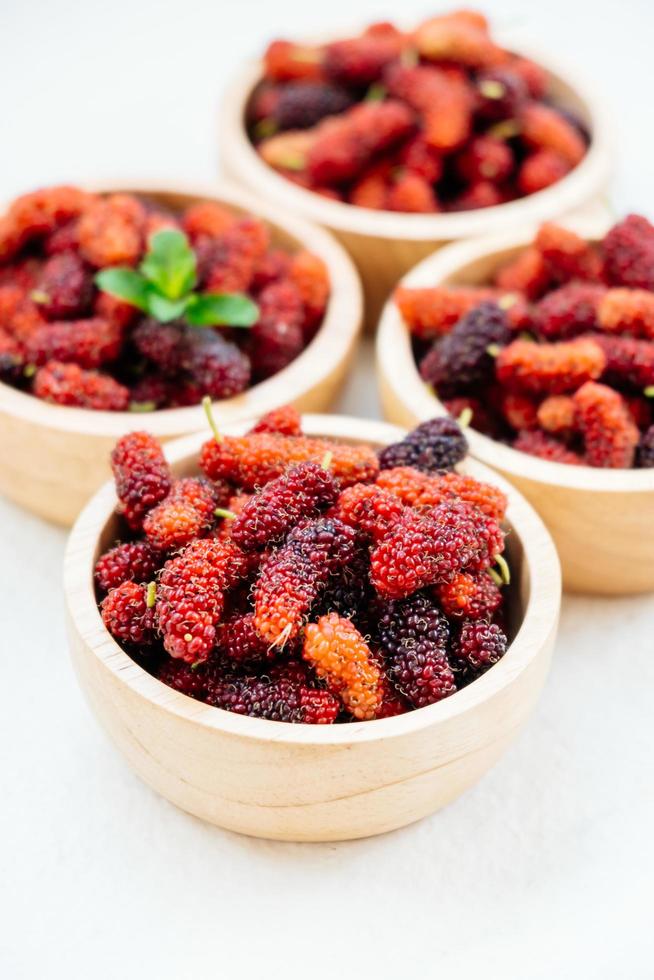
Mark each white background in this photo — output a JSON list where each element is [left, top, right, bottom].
[[1, 1, 653, 977]]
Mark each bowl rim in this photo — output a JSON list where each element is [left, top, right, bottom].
[[376, 219, 654, 493], [220, 34, 614, 241], [64, 413, 561, 747], [0, 179, 362, 437]]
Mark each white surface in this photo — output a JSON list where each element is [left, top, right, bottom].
[[1, 1, 653, 977]]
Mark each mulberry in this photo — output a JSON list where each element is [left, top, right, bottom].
[[34, 361, 129, 411], [602, 214, 654, 291], [378, 416, 469, 473], [453, 620, 507, 670], [111, 430, 172, 530], [419, 301, 511, 395], [200, 431, 379, 490], [94, 540, 160, 593], [377, 593, 456, 708], [496, 337, 606, 395], [573, 381, 639, 468], [231, 460, 339, 551], [253, 517, 357, 645], [143, 477, 220, 552], [303, 613, 382, 720], [101, 581, 156, 646]]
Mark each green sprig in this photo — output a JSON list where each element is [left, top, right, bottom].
[[95, 229, 259, 329]]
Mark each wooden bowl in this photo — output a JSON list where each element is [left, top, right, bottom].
[[64, 414, 561, 842], [220, 36, 613, 329], [0, 180, 362, 526], [377, 221, 654, 595]]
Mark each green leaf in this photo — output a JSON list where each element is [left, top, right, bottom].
[[147, 292, 190, 323], [185, 292, 259, 328], [95, 267, 151, 312], [140, 229, 197, 300]]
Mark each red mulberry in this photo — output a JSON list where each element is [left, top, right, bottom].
[[597, 288, 654, 340], [513, 428, 583, 465], [94, 540, 161, 593], [533, 282, 605, 340], [232, 460, 338, 551], [249, 404, 302, 436], [200, 431, 378, 490], [602, 214, 654, 291], [395, 285, 500, 340], [101, 581, 156, 646], [111, 431, 172, 530], [253, 517, 357, 645], [156, 538, 250, 662], [496, 337, 606, 395], [34, 361, 129, 410], [143, 477, 220, 552], [573, 381, 639, 468], [437, 572, 502, 620], [303, 613, 383, 720], [32, 251, 93, 320]]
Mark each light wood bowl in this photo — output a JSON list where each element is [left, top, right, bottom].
[[220, 35, 613, 329], [0, 180, 362, 526], [377, 221, 654, 595], [64, 414, 561, 842]]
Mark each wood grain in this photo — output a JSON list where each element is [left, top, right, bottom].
[[64, 415, 561, 841], [0, 180, 363, 525], [376, 221, 654, 595], [219, 37, 614, 329]]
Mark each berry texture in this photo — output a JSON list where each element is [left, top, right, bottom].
[[453, 620, 507, 670], [303, 613, 383, 720], [34, 361, 129, 410], [200, 431, 379, 490], [111, 431, 172, 530], [378, 416, 469, 473], [419, 301, 511, 395], [231, 460, 339, 551], [376, 467, 507, 520], [602, 214, 654, 290], [573, 381, 639, 468], [143, 478, 220, 552], [206, 671, 340, 724], [437, 572, 502, 621], [496, 338, 606, 396], [369, 500, 500, 598], [513, 429, 583, 465], [101, 581, 156, 647], [249, 404, 302, 436], [377, 593, 456, 708], [94, 541, 160, 593], [156, 538, 250, 662], [253, 518, 357, 645]]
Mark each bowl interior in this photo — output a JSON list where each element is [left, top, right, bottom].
[[223, 33, 613, 241], [0, 181, 362, 439], [81, 415, 549, 749]]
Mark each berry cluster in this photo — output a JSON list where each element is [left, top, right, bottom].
[[248, 11, 588, 213], [0, 186, 330, 410], [95, 408, 510, 724], [397, 215, 654, 468]]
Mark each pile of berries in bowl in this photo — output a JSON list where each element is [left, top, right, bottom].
[[0, 184, 330, 411], [398, 216, 654, 469], [95, 405, 514, 723], [247, 9, 589, 214]]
